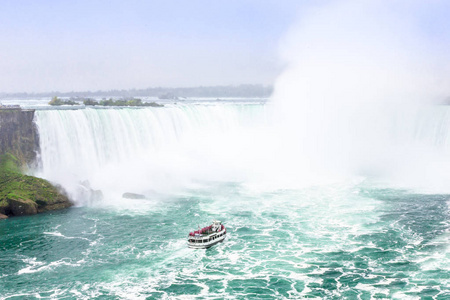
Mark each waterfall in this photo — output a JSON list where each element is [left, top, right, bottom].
[[33, 104, 267, 204], [33, 103, 450, 205]]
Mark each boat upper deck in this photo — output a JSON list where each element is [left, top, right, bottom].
[[189, 222, 225, 237]]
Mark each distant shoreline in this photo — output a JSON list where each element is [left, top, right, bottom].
[[0, 84, 273, 100]]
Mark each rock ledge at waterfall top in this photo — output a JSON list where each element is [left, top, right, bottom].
[[0, 154, 72, 219]]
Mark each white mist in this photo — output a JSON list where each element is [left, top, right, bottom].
[[269, 0, 450, 191]]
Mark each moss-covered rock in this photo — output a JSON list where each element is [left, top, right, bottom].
[[0, 153, 72, 218]]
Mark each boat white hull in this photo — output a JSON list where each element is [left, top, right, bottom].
[[187, 232, 227, 249]]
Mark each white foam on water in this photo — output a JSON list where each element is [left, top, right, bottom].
[[1, 293, 37, 300], [17, 257, 81, 275], [43, 231, 91, 242], [391, 292, 420, 300]]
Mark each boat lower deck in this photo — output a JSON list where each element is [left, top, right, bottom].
[[188, 230, 226, 249]]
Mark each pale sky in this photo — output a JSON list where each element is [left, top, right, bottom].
[[1, 1, 449, 93], [0, 0, 307, 93]]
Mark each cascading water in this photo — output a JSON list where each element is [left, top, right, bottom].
[[34, 103, 450, 200], [33, 104, 268, 204]]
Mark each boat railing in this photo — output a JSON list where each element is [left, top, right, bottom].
[[189, 230, 225, 239]]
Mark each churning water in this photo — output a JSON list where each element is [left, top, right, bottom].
[[1, 103, 450, 299]]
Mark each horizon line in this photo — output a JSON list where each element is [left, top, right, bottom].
[[0, 83, 273, 96]]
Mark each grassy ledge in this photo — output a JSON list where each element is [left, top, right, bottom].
[[0, 153, 72, 219]]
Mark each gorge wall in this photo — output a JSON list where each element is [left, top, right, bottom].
[[0, 109, 39, 167], [0, 109, 72, 219]]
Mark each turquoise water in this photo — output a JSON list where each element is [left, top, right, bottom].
[[1, 182, 449, 299], [2, 103, 450, 298]]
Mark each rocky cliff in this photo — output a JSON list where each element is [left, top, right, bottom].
[[0, 109, 72, 219], [0, 154, 72, 219], [0, 109, 39, 167]]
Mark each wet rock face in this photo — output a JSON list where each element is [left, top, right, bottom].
[[0, 109, 39, 167], [8, 197, 38, 216], [0, 112, 72, 220], [122, 192, 146, 199]]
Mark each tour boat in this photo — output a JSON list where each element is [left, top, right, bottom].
[[187, 220, 226, 249]]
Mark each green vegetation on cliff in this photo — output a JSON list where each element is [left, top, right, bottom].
[[0, 154, 72, 219]]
